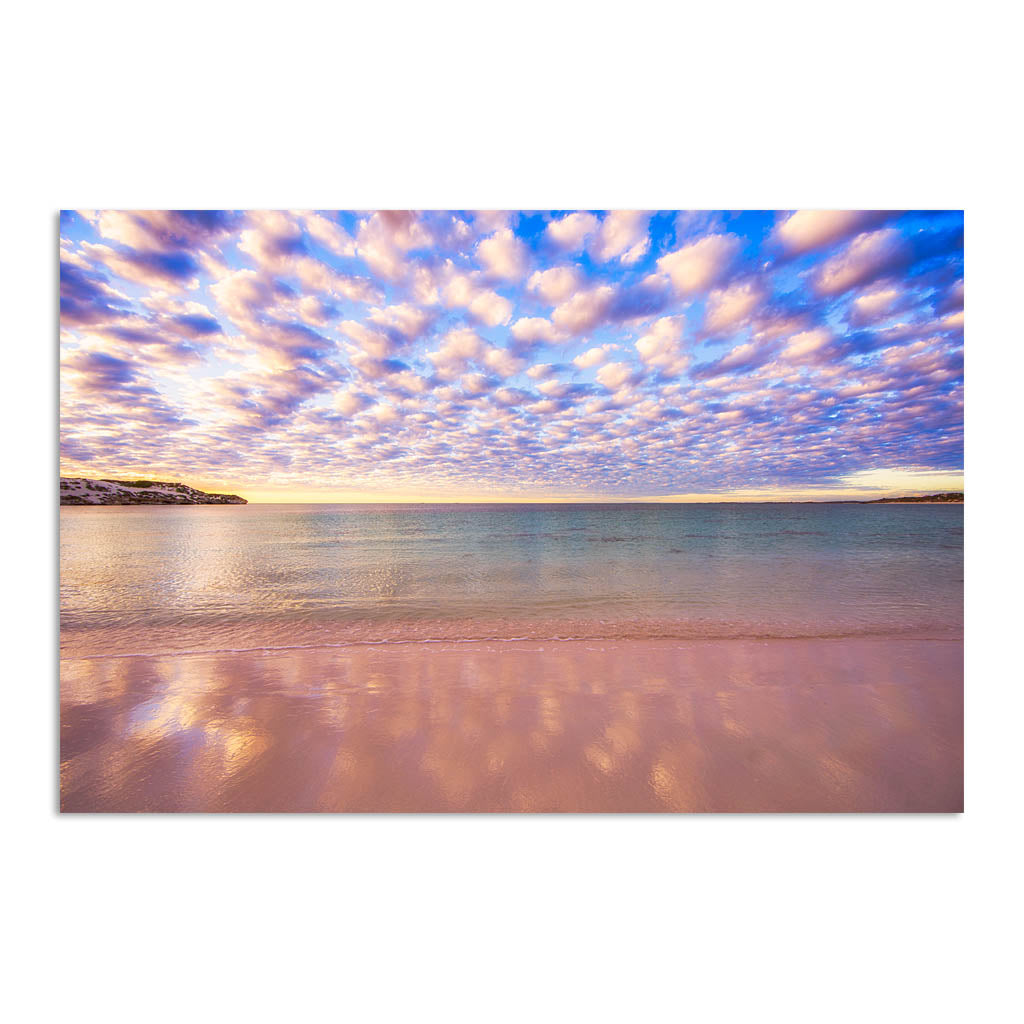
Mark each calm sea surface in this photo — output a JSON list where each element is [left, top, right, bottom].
[[59, 503, 963, 658]]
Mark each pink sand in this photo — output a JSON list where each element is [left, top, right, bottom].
[[60, 637, 962, 812]]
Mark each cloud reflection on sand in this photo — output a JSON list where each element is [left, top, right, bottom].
[[60, 638, 962, 812]]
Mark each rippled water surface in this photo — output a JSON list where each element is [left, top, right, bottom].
[[60, 502, 963, 657], [59, 501, 962, 655]]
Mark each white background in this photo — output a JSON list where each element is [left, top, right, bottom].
[[4, 2, 1021, 1021]]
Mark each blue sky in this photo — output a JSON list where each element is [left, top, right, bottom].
[[59, 210, 964, 500]]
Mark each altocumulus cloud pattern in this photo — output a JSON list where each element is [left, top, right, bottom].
[[59, 210, 963, 499]]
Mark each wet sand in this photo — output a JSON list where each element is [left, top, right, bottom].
[[59, 638, 963, 812]]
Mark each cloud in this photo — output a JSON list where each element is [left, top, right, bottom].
[[527, 265, 582, 304], [773, 210, 891, 255], [573, 345, 614, 370], [209, 268, 279, 323], [355, 210, 434, 281], [60, 260, 131, 326], [82, 242, 201, 290], [703, 279, 765, 335], [656, 234, 741, 296], [494, 386, 531, 407], [61, 348, 191, 431], [674, 211, 726, 243], [937, 279, 964, 315], [234, 212, 382, 306], [298, 211, 357, 257], [63, 349, 144, 390], [693, 341, 771, 379], [635, 316, 689, 376], [596, 361, 637, 390], [526, 363, 558, 380], [95, 210, 238, 252], [782, 327, 833, 361], [591, 211, 650, 265], [171, 313, 223, 336], [848, 284, 917, 326], [427, 328, 486, 380], [442, 271, 513, 327], [510, 317, 566, 347], [238, 211, 308, 267], [294, 295, 336, 327], [814, 229, 911, 295], [552, 285, 615, 335], [333, 388, 373, 415], [483, 346, 527, 378], [939, 310, 964, 335], [473, 211, 515, 234], [60, 209, 962, 498], [340, 320, 399, 359], [289, 258, 380, 305], [605, 277, 672, 323], [545, 212, 600, 252], [477, 228, 529, 281], [460, 372, 495, 395], [368, 303, 434, 342], [369, 401, 401, 424]]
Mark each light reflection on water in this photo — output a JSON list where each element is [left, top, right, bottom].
[[60, 638, 963, 812], [59, 503, 964, 657]]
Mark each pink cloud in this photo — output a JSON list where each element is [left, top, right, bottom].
[[656, 234, 741, 296], [815, 229, 911, 296], [477, 229, 529, 282], [552, 285, 615, 335], [703, 279, 765, 335], [773, 210, 891, 255], [527, 265, 582, 304], [545, 212, 599, 252], [635, 317, 689, 376], [591, 211, 650, 265]]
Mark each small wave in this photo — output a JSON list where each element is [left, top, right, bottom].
[[60, 627, 963, 662], [587, 535, 656, 543]]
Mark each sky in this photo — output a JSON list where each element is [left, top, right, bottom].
[[59, 210, 964, 502]]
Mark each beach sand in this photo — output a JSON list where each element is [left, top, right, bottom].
[[59, 637, 962, 812]]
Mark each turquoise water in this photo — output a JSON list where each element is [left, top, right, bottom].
[[59, 502, 963, 657]]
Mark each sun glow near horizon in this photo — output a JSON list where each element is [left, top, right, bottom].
[[82, 466, 961, 505]]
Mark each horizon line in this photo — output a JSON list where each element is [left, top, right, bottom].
[[59, 474, 965, 506], [237, 496, 963, 504]]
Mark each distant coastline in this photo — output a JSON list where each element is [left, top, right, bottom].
[[857, 492, 963, 504], [57, 480, 962, 506], [60, 477, 247, 505]]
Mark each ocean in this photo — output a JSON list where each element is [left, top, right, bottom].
[[60, 502, 963, 658]]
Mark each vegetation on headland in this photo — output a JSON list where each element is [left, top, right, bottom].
[[60, 477, 247, 505]]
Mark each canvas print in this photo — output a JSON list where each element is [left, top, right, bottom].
[[59, 210, 964, 812]]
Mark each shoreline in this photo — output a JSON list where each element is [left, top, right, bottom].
[[60, 636, 963, 812], [59, 631, 965, 662], [59, 498, 964, 507], [58, 626, 965, 662]]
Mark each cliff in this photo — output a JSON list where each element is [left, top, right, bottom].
[[60, 477, 247, 505]]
